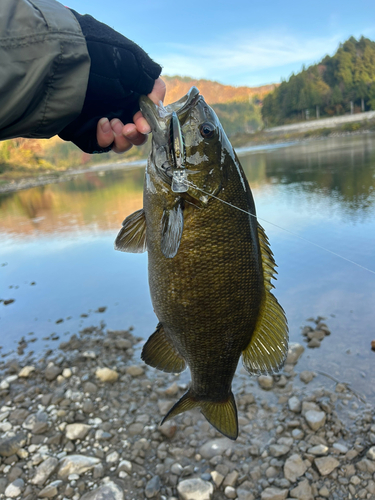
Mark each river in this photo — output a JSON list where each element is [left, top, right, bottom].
[[1, 134, 374, 401]]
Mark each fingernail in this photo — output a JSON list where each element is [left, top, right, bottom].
[[111, 120, 123, 136], [99, 118, 111, 134]]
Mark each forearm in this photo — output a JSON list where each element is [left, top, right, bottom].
[[0, 0, 90, 141]]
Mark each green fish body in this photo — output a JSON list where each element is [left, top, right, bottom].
[[115, 87, 288, 439]]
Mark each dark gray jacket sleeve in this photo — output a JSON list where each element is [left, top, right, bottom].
[[0, 0, 91, 140]]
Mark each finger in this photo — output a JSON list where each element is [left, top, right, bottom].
[[148, 77, 166, 105], [123, 123, 148, 146], [133, 111, 151, 135], [97, 117, 115, 148], [110, 119, 133, 154]]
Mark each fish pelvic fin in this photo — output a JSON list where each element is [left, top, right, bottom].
[[161, 389, 238, 440], [141, 323, 186, 373], [242, 223, 289, 375], [114, 208, 147, 253]]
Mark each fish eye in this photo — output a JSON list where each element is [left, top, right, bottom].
[[199, 122, 215, 139]]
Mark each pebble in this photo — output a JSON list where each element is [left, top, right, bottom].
[[145, 475, 161, 498], [260, 487, 288, 500], [45, 363, 62, 381], [314, 456, 340, 476], [285, 343, 304, 364], [258, 375, 274, 390], [224, 485, 237, 498], [199, 438, 234, 459], [95, 367, 119, 382], [308, 444, 329, 455], [288, 396, 301, 413], [126, 364, 145, 376], [80, 481, 124, 500], [31, 457, 59, 485], [284, 454, 307, 482], [4, 479, 25, 498], [65, 423, 91, 440], [58, 455, 101, 479], [177, 478, 214, 500], [211, 470, 224, 487], [367, 446, 375, 460], [38, 480, 63, 498], [299, 370, 315, 383], [290, 479, 313, 500], [18, 365, 35, 377], [304, 410, 326, 431]]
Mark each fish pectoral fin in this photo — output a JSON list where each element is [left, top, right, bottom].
[[242, 223, 289, 375], [141, 323, 186, 373], [161, 389, 238, 440], [114, 208, 147, 253], [161, 199, 184, 258]]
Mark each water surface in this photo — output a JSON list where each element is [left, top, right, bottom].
[[1, 134, 374, 401]]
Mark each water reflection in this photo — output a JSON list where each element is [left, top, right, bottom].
[[1, 134, 375, 401]]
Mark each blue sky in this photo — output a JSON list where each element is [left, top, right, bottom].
[[68, 0, 375, 87]]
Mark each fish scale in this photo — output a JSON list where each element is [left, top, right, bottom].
[[115, 86, 288, 439]]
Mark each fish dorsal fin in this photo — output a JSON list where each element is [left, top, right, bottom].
[[161, 200, 184, 258], [161, 389, 238, 440], [141, 323, 186, 373], [242, 223, 289, 375], [114, 208, 147, 253]]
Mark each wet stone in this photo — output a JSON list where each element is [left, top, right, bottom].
[[299, 371, 315, 384], [126, 365, 144, 377], [286, 343, 304, 364], [45, 363, 62, 381], [258, 375, 274, 390], [304, 410, 326, 431], [288, 396, 301, 413]]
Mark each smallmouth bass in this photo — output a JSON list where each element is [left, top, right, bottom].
[[115, 87, 288, 439]]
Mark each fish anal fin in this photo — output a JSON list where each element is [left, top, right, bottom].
[[141, 323, 186, 373], [161, 389, 238, 440], [242, 223, 289, 375], [114, 208, 147, 253], [161, 199, 184, 258]]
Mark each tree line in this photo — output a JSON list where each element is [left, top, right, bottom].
[[262, 36, 375, 126]]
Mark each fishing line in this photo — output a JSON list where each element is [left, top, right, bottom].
[[184, 179, 375, 276]]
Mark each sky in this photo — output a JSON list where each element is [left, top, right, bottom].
[[67, 0, 375, 88]]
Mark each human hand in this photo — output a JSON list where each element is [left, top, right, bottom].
[[58, 10, 163, 154], [96, 77, 166, 153]]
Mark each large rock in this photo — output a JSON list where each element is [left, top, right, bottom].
[[31, 457, 59, 486], [314, 456, 340, 476], [199, 438, 234, 459], [261, 487, 288, 500], [80, 481, 124, 500], [177, 478, 214, 500], [58, 455, 101, 479], [284, 454, 307, 482]]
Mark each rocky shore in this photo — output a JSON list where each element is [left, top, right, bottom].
[[1, 321, 375, 500]]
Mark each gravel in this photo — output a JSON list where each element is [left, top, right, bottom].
[[0, 321, 374, 500]]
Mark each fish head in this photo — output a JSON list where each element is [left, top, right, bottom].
[[140, 87, 234, 206]]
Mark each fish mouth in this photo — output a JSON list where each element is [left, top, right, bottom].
[[139, 86, 200, 146]]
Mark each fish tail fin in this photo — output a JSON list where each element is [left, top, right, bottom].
[[161, 389, 238, 440]]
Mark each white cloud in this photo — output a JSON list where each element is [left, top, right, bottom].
[[156, 31, 348, 85]]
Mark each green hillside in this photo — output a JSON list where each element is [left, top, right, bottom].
[[262, 36, 375, 126]]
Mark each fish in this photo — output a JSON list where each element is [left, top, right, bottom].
[[115, 87, 288, 440]]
